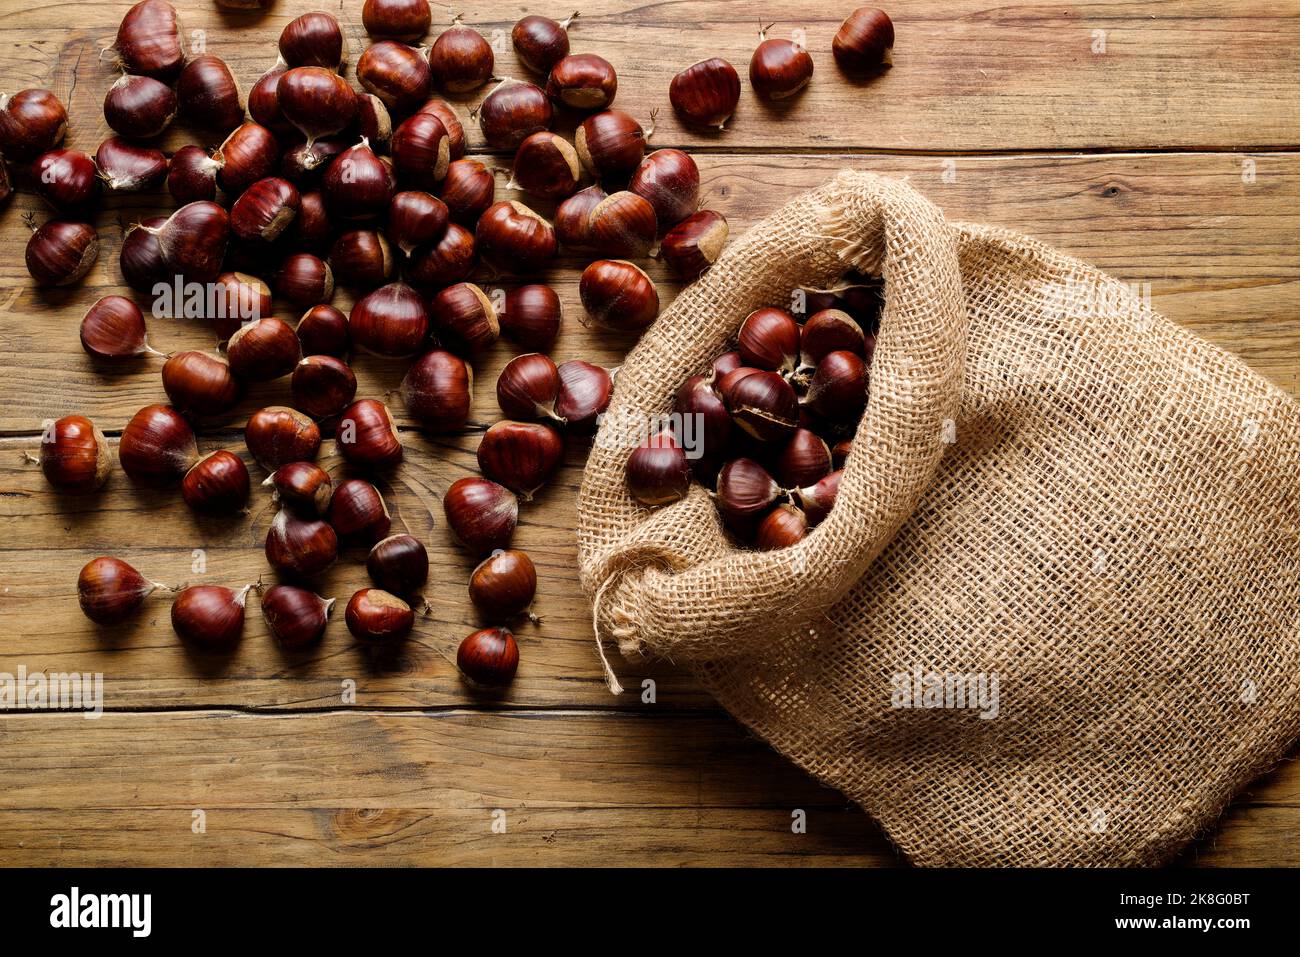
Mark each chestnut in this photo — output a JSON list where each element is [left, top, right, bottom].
[[171, 584, 251, 648], [114, 0, 184, 82], [78, 556, 163, 624], [276, 252, 335, 309], [277, 67, 357, 144], [119, 216, 168, 292], [289, 190, 334, 251], [756, 503, 810, 549], [833, 7, 895, 75], [345, 588, 414, 642], [103, 74, 176, 139], [291, 355, 358, 419], [391, 112, 450, 190], [499, 284, 561, 352], [227, 317, 302, 381], [554, 184, 606, 251], [33, 148, 98, 213], [25, 220, 98, 286], [626, 430, 691, 506], [280, 11, 347, 70], [575, 109, 647, 180], [177, 54, 244, 133], [438, 158, 494, 226], [95, 137, 167, 192], [208, 272, 272, 340], [248, 66, 292, 136], [264, 461, 334, 516], [715, 457, 784, 531], [738, 307, 800, 373], [555, 360, 612, 434], [354, 94, 394, 153], [428, 21, 494, 92], [579, 259, 659, 331], [727, 369, 799, 442], [0, 88, 67, 161], [477, 80, 553, 151], [661, 210, 728, 279], [477, 420, 564, 499], [513, 13, 576, 74], [443, 476, 518, 554], [145, 201, 230, 283], [630, 149, 699, 229], [431, 282, 499, 351], [297, 304, 351, 358], [261, 585, 335, 649], [400, 349, 473, 431], [750, 28, 814, 100], [793, 469, 842, 525], [336, 399, 403, 469], [266, 508, 339, 577], [80, 295, 157, 362], [367, 534, 429, 595], [182, 450, 251, 516], [230, 177, 300, 242], [327, 478, 391, 546], [497, 353, 562, 422], [323, 139, 395, 221], [417, 98, 466, 158], [162, 351, 243, 417], [775, 428, 832, 488], [469, 549, 537, 620], [406, 221, 474, 287], [832, 439, 852, 470], [803, 350, 868, 422], [330, 229, 394, 286], [245, 406, 322, 470], [40, 415, 111, 493], [510, 131, 581, 200], [387, 190, 449, 255], [669, 58, 741, 130], [475, 201, 556, 274], [119, 404, 199, 484], [587, 191, 657, 259], [674, 372, 730, 472], [545, 53, 617, 111], [211, 123, 280, 195], [358, 40, 433, 114], [363, 0, 432, 41], [350, 281, 430, 357], [457, 627, 519, 686], [167, 145, 218, 204], [799, 309, 865, 369]]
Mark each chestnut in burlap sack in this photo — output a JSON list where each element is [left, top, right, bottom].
[[577, 171, 1300, 867]]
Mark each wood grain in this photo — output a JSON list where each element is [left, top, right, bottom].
[[1, 0, 1298, 867]]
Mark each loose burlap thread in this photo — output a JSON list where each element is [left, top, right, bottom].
[[576, 171, 1300, 867]]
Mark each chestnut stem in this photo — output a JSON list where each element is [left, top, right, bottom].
[[560, 10, 581, 29]]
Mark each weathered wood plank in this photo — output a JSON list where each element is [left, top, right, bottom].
[[0, 709, 1293, 866], [1, 0, 1296, 154], [1, 151, 1298, 434]]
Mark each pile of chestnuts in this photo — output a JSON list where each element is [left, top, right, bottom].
[[625, 280, 880, 549], [15, 1, 896, 691]]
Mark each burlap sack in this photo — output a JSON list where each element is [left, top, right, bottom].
[[576, 171, 1300, 867]]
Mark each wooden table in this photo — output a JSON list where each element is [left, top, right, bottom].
[[1, 0, 1297, 867]]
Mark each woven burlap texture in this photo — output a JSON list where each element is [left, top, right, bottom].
[[576, 170, 1300, 867]]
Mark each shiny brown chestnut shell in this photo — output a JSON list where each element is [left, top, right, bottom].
[[227, 316, 302, 381], [456, 626, 519, 686], [181, 449, 251, 516], [477, 80, 553, 151], [578, 259, 659, 331], [442, 476, 518, 555], [438, 158, 493, 227], [476, 420, 564, 500], [261, 585, 335, 649], [162, 351, 243, 417], [345, 588, 414, 642], [266, 508, 339, 577], [103, 73, 177, 138], [40, 415, 111, 493], [176, 54, 245, 133], [400, 349, 473, 431], [499, 284, 561, 352], [669, 58, 741, 129], [366, 534, 429, 595], [350, 281, 430, 357], [475, 201, 556, 274], [427, 23, 494, 93], [245, 406, 322, 470], [118, 404, 199, 484], [545, 53, 617, 111], [78, 556, 159, 624], [291, 355, 358, 419], [330, 229, 394, 287], [468, 549, 537, 620], [336, 399, 403, 469]]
